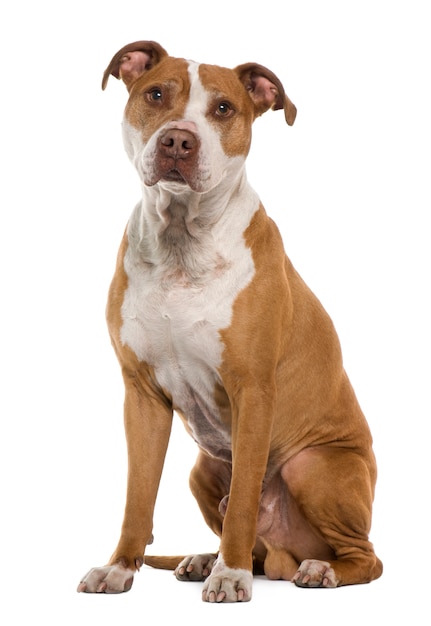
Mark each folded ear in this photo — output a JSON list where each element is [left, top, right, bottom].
[[102, 40, 168, 91], [235, 63, 297, 126]]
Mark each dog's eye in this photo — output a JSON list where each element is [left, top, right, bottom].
[[146, 88, 163, 102], [216, 101, 234, 118]]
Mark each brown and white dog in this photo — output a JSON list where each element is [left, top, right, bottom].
[[77, 40, 382, 602]]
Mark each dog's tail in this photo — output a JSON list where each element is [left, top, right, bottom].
[[144, 555, 185, 570]]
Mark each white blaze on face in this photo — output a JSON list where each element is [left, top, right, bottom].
[[180, 61, 230, 192]]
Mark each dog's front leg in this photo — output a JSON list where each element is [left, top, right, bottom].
[[78, 371, 173, 593], [202, 388, 274, 603]]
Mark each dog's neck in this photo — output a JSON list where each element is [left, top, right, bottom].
[[127, 168, 256, 281]]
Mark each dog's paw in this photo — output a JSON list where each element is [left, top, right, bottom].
[[175, 553, 217, 581], [292, 559, 338, 588], [77, 564, 135, 593], [202, 555, 252, 602]]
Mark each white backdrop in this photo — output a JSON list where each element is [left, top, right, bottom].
[[1, 1, 429, 624]]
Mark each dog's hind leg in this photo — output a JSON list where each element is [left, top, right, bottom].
[[282, 446, 383, 587]]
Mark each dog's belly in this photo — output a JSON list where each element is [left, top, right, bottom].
[[175, 386, 233, 461]]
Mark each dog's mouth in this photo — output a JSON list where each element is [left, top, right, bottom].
[[146, 155, 211, 193], [162, 168, 187, 184]]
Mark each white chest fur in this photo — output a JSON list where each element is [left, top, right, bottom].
[[119, 187, 258, 457]]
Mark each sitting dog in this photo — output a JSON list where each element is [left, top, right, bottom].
[[77, 40, 382, 602]]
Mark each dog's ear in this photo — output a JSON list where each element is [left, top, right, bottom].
[[235, 63, 297, 126], [102, 41, 168, 91]]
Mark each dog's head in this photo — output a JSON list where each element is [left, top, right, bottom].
[[103, 41, 296, 194]]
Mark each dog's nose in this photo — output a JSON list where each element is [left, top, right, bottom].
[[159, 129, 197, 158]]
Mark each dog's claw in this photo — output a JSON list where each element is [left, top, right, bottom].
[[205, 590, 216, 603], [237, 589, 245, 602]]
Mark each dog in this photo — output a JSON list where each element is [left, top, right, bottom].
[[77, 40, 382, 602]]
